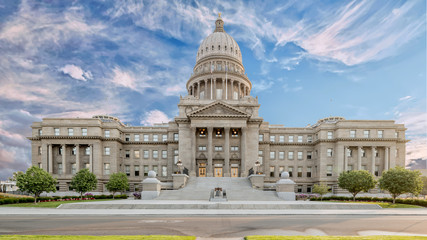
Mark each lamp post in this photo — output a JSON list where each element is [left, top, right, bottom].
[[255, 160, 260, 174], [177, 159, 183, 174]]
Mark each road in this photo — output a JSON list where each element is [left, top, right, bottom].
[[0, 215, 426, 237]]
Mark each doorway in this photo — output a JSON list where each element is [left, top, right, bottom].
[[199, 167, 206, 177], [231, 167, 239, 177], [214, 167, 223, 177]]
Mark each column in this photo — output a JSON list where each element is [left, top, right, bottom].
[[207, 127, 213, 177], [196, 82, 200, 98], [89, 144, 93, 173], [230, 80, 234, 100], [75, 144, 80, 172], [371, 146, 376, 175], [357, 146, 362, 170], [61, 144, 66, 175], [390, 145, 396, 168], [204, 80, 207, 99], [210, 77, 213, 100], [48, 144, 53, 174], [41, 143, 48, 171], [190, 127, 196, 176], [384, 147, 389, 171], [344, 146, 348, 172], [225, 76, 228, 100], [213, 78, 216, 99], [224, 127, 230, 177], [238, 82, 241, 99], [241, 127, 247, 177]]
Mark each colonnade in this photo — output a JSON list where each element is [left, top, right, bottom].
[[189, 78, 250, 100], [44, 144, 93, 175], [342, 146, 396, 176]]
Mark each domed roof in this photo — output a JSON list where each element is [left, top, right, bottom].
[[196, 15, 242, 64]]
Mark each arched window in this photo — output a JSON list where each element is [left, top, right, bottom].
[[218, 45, 221, 50], [212, 45, 214, 50], [225, 46, 227, 51]]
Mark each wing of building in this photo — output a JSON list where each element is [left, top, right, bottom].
[[28, 15, 407, 193]]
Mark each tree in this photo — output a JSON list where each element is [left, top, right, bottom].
[[313, 183, 329, 201], [379, 167, 423, 204], [16, 166, 57, 204], [420, 176, 427, 198], [70, 168, 98, 199], [338, 170, 377, 201], [105, 172, 129, 199], [8, 171, 24, 181]]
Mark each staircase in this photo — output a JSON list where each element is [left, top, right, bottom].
[[156, 177, 280, 201]]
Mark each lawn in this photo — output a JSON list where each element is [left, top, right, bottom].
[[246, 236, 427, 240], [324, 201, 422, 208], [0, 199, 121, 208], [0, 236, 195, 240]]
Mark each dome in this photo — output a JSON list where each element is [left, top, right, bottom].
[[196, 15, 242, 64]]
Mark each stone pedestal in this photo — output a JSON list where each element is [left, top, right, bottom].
[[248, 174, 265, 189], [276, 172, 296, 201], [172, 174, 189, 190], [141, 171, 161, 200]]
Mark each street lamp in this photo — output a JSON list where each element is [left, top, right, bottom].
[[255, 160, 260, 174], [176, 159, 183, 174]]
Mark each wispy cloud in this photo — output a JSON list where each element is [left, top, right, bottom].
[[140, 110, 172, 126], [60, 64, 92, 81]]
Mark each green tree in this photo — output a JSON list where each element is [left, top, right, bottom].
[[313, 183, 329, 201], [419, 176, 427, 197], [16, 166, 57, 204], [379, 167, 423, 204], [70, 168, 98, 199], [8, 171, 23, 181], [338, 170, 377, 201], [105, 172, 129, 199]]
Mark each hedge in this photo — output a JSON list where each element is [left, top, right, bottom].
[[0, 194, 128, 205], [310, 196, 427, 207]]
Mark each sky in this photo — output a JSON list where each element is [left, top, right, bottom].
[[0, 0, 426, 180]]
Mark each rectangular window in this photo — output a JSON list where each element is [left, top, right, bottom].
[[327, 131, 333, 139], [279, 151, 285, 160], [198, 145, 207, 151], [297, 151, 303, 160], [162, 150, 167, 159], [361, 149, 366, 157], [82, 128, 87, 136], [125, 134, 130, 141], [144, 165, 149, 176], [104, 130, 110, 138], [258, 150, 263, 165], [395, 132, 399, 138], [288, 151, 294, 160], [364, 130, 370, 138], [104, 163, 110, 175], [162, 134, 168, 142], [348, 165, 353, 171], [307, 151, 312, 160], [174, 133, 179, 141], [288, 167, 293, 177], [307, 185, 312, 193], [270, 151, 275, 159], [279, 166, 284, 174], [231, 146, 239, 151], [153, 166, 158, 175], [297, 135, 303, 143], [153, 135, 158, 142], [125, 150, 130, 158], [378, 130, 383, 138], [215, 146, 223, 151], [125, 165, 130, 176], [326, 165, 333, 176], [38, 129, 42, 136], [270, 135, 275, 142], [270, 166, 275, 177], [279, 135, 284, 143], [38, 146, 42, 155], [350, 130, 356, 138], [134, 134, 140, 141], [72, 147, 76, 155], [153, 150, 158, 158], [347, 149, 352, 157], [362, 165, 367, 170], [307, 167, 312, 177], [71, 163, 76, 174], [143, 150, 149, 159], [144, 134, 149, 141], [135, 165, 140, 176], [54, 128, 60, 136], [162, 166, 167, 177], [327, 148, 333, 157], [375, 165, 379, 177], [288, 136, 294, 142], [174, 150, 179, 164], [68, 128, 74, 136], [58, 163, 63, 173], [259, 134, 264, 142], [297, 167, 302, 177], [59, 147, 62, 155], [134, 150, 140, 158], [104, 147, 110, 155], [297, 185, 303, 193], [307, 135, 312, 143], [375, 149, 379, 157]]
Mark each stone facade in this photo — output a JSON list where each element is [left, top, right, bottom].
[[28, 15, 407, 193]]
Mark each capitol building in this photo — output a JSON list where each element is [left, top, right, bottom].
[[29, 16, 407, 193]]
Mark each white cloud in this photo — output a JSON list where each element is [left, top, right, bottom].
[[283, 84, 303, 92], [111, 67, 137, 89], [140, 110, 172, 126], [252, 80, 274, 92], [60, 64, 92, 81], [399, 96, 413, 101]]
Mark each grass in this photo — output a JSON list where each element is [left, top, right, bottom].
[[246, 236, 427, 240], [0, 199, 121, 208], [0, 236, 195, 240], [324, 201, 423, 208]]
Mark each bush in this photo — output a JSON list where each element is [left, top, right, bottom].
[[309, 195, 427, 207]]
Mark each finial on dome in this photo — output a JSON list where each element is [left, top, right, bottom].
[[218, 12, 221, 18], [214, 13, 225, 33]]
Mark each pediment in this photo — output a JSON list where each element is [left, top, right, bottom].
[[188, 101, 249, 118]]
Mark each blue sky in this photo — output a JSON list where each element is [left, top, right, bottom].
[[0, 0, 425, 180]]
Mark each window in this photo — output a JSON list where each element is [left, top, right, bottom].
[[174, 150, 179, 164], [125, 134, 130, 141], [162, 134, 167, 142], [297, 167, 302, 177], [307, 151, 312, 160], [174, 133, 179, 141], [143, 150, 149, 159], [54, 128, 60, 136], [395, 149, 398, 157], [327, 131, 333, 139], [297, 135, 303, 143], [38, 146, 42, 155], [153, 150, 158, 158], [125, 150, 130, 158], [347, 165, 353, 171], [134, 150, 140, 158], [58, 163, 63, 174], [258, 150, 263, 164], [297, 151, 303, 160], [162, 150, 167, 159], [326, 165, 333, 176], [259, 134, 264, 142], [125, 165, 130, 176], [378, 130, 383, 138], [361, 165, 367, 170], [231, 129, 239, 137], [144, 134, 149, 141], [288, 167, 293, 177], [216, 89, 222, 99], [215, 146, 223, 151], [297, 185, 303, 193], [307, 185, 312, 193], [231, 146, 239, 151], [288, 151, 294, 160], [327, 148, 333, 157], [279, 151, 285, 160], [82, 128, 87, 136], [135, 165, 140, 176], [350, 130, 356, 138], [347, 149, 352, 157], [270, 166, 275, 177], [375, 165, 379, 176], [307, 167, 312, 177], [85, 163, 90, 169], [375, 149, 379, 157], [153, 166, 158, 175], [279, 166, 284, 174], [38, 129, 42, 136], [72, 147, 76, 155], [71, 164, 76, 174], [279, 135, 284, 143], [270, 151, 275, 159], [395, 132, 399, 138], [135, 134, 140, 141], [153, 135, 158, 142], [104, 163, 110, 175], [307, 135, 312, 143], [162, 166, 167, 177], [364, 130, 370, 138], [59, 147, 63, 155], [104, 147, 110, 155], [144, 165, 149, 176], [288, 136, 294, 142], [104, 130, 110, 137], [270, 135, 275, 142], [215, 128, 223, 137], [361, 149, 366, 157], [68, 128, 74, 136]]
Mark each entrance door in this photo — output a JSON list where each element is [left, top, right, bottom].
[[199, 167, 206, 177], [214, 167, 223, 177], [231, 167, 239, 177]]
